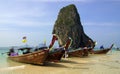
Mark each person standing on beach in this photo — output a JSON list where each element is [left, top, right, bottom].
[[8, 47, 18, 56]]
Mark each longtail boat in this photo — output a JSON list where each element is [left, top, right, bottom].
[[68, 47, 89, 57], [92, 44, 114, 54], [8, 48, 49, 65], [46, 47, 65, 62], [7, 34, 72, 64], [64, 38, 89, 57], [7, 38, 48, 65], [46, 34, 72, 62]]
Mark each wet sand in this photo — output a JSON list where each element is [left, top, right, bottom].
[[0, 50, 120, 74]]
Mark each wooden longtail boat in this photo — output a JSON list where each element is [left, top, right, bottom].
[[8, 34, 72, 64], [68, 47, 89, 57], [8, 49, 49, 65], [46, 47, 65, 62], [7, 34, 58, 64], [46, 35, 72, 62], [63, 37, 89, 57], [92, 44, 114, 54]]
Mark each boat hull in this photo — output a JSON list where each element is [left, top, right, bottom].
[[46, 48, 65, 62], [68, 48, 89, 57], [8, 49, 49, 65], [93, 48, 111, 54]]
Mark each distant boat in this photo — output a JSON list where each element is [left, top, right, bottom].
[[116, 48, 120, 51], [92, 44, 114, 54]]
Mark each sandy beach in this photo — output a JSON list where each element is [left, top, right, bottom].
[[0, 50, 120, 74]]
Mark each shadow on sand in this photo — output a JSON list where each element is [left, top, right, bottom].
[[60, 59, 80, 64], [44, 62, 68, 68]]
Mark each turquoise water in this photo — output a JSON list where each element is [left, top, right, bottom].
[[0, 47, 25, 69], [0, 47, 10, 68]]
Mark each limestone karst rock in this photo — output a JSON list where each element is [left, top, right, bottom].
[[52, 4, 94, 49]]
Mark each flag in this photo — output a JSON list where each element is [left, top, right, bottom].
[[22, 36, 27, 43], [44, 38, 46, 45], [23, 36, 26, 39]]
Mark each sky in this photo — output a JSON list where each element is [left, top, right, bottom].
[[0, 0, 120, 48]]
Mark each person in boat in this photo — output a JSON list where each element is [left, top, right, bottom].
[[34, 44, 47, 51], [100, 45, 104, 49], [8, 47, 18, 56], [23, 49, 31, 54], [34, 47, 39, 51]]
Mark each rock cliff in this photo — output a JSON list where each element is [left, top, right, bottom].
[[52, 4, 94, 49]]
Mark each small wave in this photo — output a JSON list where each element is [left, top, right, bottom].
[[0, 65, 25, 71]]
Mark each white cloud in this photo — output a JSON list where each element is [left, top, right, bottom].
[[0, 4, 48, 18], [0, 28, 11, 31], [0, 1, 54, 29], [0, 19, 53, 27]]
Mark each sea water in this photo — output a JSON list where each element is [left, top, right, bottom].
[[0, 47, 10, 68], [0, 47, 22, 67], [0, 47, 26, 74]]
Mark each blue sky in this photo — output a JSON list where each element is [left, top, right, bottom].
[[0, 0, 120, 48]]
